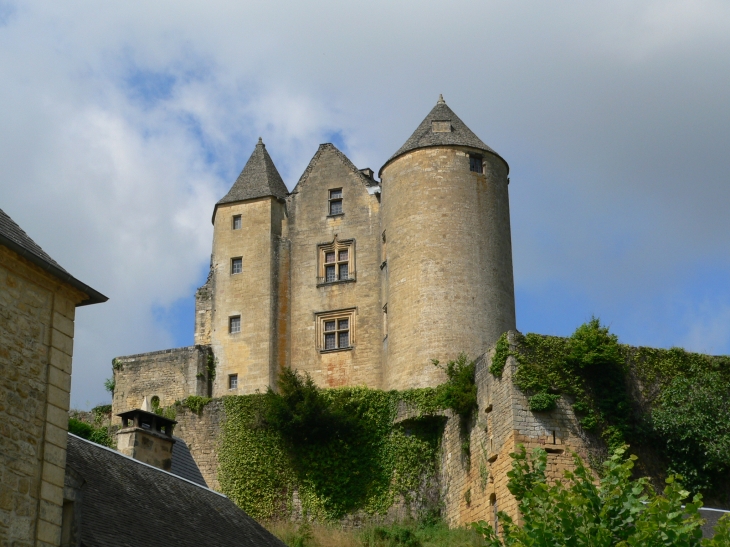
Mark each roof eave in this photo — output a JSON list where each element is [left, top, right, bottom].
[[0, 234, 108, 306], [378, 144, 510, 179]]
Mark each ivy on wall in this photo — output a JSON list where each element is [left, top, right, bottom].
[[490, 318, 730, 498], [218, 374, 446, 521]]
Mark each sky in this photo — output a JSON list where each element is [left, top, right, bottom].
[[1, 0, 729, 409]]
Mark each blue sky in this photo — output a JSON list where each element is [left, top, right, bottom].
[[1, 0, 729, 408]]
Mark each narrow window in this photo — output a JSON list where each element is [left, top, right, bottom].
[[231, 257, 243, 274], [329, 189, 343, 215], [338, 318, 350, 348], [229, 316, 241, 334], [232, 215, 242, 229], [324, 320, 336, 349], [469, 155, 483, 174], [229, 374, 238, 390]]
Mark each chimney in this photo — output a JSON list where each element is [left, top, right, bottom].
[[116, 408, 176, 471]]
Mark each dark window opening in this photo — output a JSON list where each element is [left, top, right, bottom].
[[232, 215, 242, 229], [231, 257, 242, 274], [469, 155, 484, 174], [329, 189, 343, 215], [229, 374, 238, 390], [229, 316, 241, 334]]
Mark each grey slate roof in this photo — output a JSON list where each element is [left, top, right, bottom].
[[170, 436, 207, 487], [66, 434, 286, 547], [379, 95, 507, 176], [291, 142, 379, 194], [213, 138, 288, 222], [0, 208, 107, 306]]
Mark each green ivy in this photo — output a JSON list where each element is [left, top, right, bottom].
[[179, 395, 213, 415], [431, 353, 477, 418], [501, 318, 730, 497], [489, 333, 512, 377], [218, 374, 444, 522]]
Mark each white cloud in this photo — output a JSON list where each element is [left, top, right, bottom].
[[1, 0, 729, 407]]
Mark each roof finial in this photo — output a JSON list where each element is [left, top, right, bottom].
[[257, 137, 264, 146], [437, 94, 445, 105]]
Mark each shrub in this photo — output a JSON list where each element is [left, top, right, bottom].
[[68, 417, 114, 447], [431, 353, 477, 418]]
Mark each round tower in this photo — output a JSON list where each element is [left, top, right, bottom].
[[379, 96, 516, 389]]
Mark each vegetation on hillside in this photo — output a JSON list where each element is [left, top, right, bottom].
[[473, 445, 730, 547]]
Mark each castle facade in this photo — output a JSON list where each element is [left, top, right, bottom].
[[113, 96, 516, 412]]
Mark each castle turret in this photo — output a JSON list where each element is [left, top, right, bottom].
[[206, 138, 288, 395], [379, 96, 516, 389]]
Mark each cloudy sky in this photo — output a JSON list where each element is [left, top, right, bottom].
[[1, 1, 729, 408]]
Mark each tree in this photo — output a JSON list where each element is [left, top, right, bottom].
[[473, 445, 730, 546]]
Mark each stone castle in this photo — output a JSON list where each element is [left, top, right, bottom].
[[111, 96, 578, 528], [113, 95, 517, 415]]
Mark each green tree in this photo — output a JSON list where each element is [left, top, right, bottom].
[[473, 445, 729, 546]]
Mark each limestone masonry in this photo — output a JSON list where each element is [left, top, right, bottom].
[[113, 95, 517, 415]]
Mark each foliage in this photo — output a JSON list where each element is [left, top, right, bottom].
[[180, 395, 212, 415], [651, 371, 730, 493], [91, 404, 112, 417], [527, 392, 560, 412], [267, 520, 485, 547], [103, 377, 115, 394], [489, 333, 513, 377], [68, 417, 114, 447], [473, 445, 715, 547], [431, 353, 477, 418], [218, 368, 443, 521], [206, 351, 217, 382]]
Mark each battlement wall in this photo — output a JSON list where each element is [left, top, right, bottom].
[[111, 345, 211, 423]]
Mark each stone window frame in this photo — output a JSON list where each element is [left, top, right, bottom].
[[328, 188, 344, 216], [469, 154, 484, 174], [231, 257, 243, 275], [229, 315, 241, 334], [317, 236, 355, 286], [232, 214, 242, 230], [315, 308, 356, 353], [228, 374, 238, 390]]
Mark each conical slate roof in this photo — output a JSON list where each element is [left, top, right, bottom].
[[217, 138, 288, 206], [380, 95, 504, 176]]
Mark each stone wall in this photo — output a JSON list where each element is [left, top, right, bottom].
[[173, 401, 224, 491], [0, 245, 87, 547], [111, 346, 210, 423]]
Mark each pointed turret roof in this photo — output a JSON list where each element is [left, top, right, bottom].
[[215, 138, 288, 214], [379, 95, 506, 176]]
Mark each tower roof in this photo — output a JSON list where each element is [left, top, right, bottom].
[[214, 138, 288, 218], [379, 95, 506, 176]]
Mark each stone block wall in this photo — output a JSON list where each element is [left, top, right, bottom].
[[0, 245, 86, 547], [173, 401, 224, 491], [111, 346, 210, 423]]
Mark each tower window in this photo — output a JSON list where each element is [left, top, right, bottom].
[[231, 257, 243, 274], [316, 309, 355, 352], [317, 237, 355, 285], [329, 189, 343, 216], [229, 316, 241, 334], [232, 215, 242, 229], [469, 155, 483, 174], [229, 374, 238, 390]]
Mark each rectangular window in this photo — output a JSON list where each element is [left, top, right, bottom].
[[229, 316, 241, 334], [469, 155, 484, 174], [229, 374, 238, 390], [316, 309, 355, 351], [317, 237, 354, 284], [231, 257, 242, 274], [329, 189, 343, 215], [232, 215, 242, 229]]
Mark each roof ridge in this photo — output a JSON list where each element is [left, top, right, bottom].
[[68, 433, 228, 498]]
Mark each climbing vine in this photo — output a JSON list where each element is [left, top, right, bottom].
[[490, 318, 730, 497], [217, 371, 445, 521]]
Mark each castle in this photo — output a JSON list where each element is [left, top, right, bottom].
[[113, 95, 517, 414]]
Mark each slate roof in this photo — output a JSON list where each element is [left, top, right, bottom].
[[66, 434, 286, 547], [213, 138, 289, 222], [0, 208, 107, 306], [291, 143, 379, 194], [170, 436, 207, 487], [379, 95, 507, 176]]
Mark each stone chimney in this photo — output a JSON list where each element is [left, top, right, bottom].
[[116, 407, 176, 471]]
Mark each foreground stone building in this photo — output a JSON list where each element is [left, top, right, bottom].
[[0, 208, 106, 547], [113, 95, 516, 414]]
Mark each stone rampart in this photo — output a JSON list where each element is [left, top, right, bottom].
[[111, 346, 210, 423], [173, 401, 224, 491]]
